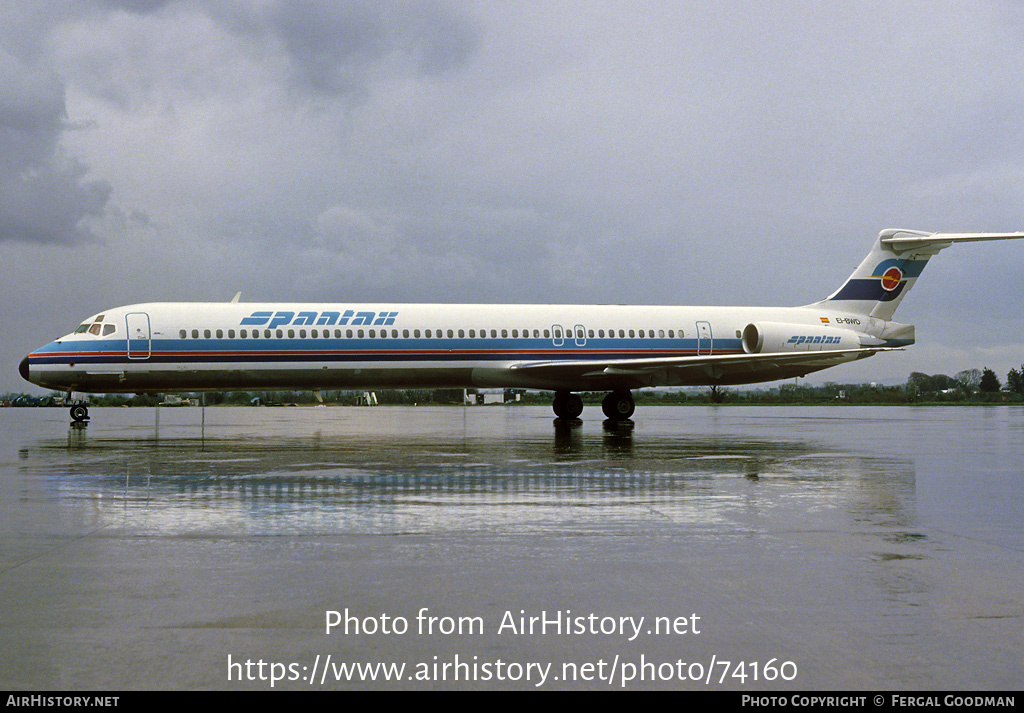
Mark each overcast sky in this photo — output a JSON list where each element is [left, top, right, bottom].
[[5, 0, 1024, 394]]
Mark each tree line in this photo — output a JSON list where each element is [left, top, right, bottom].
[[4, 365, 1024, 408]]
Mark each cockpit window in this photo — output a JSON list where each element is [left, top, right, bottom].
[[76, 316, 112, 335]]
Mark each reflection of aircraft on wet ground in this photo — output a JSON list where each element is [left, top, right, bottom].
[[21, 229, 1024, 423]]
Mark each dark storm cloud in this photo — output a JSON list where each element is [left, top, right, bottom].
[[264, 1, 389, 96], [209, 0, 481, 97], [0, 0, 478, 245], [0, 51, 110, 245]]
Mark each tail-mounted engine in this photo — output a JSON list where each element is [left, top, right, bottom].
[[742, 322, 862, 354]]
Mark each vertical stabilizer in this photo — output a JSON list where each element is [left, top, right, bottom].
[[812, 229, 1024, 321]]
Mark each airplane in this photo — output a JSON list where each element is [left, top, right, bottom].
[[20, 229, 1024, 423]]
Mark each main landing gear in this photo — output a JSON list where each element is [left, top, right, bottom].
[[601, 390, 635, 421], [552, 391, 584, 420], [552, 389, 635, 422]]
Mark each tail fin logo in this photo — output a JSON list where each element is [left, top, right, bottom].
[[880, 266, 904, 292], [828, 258, 923, 303]]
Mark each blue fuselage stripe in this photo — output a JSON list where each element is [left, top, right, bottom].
[[30, 338, 744, 366]]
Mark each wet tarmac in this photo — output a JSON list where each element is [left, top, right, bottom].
[[1, 404, 1021, 690]]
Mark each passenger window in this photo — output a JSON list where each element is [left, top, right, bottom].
[[469, 329, 475, 337], [457, 330, 464, 338], [180, 330, 187, 339], [192, 329, 199, 339], [216, 329, 224, 339], [358, 329, 365, 338], [228, 330, 235, 338]]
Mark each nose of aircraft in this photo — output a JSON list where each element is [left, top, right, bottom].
[[19, 356, 30, 383]]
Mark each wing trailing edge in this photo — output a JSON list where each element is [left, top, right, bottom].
[[508, 347, 900, 388]]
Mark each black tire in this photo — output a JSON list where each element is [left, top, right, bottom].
[[552, 392, 584, 420], [602, 391, 635, 420], [70, 405, 89, 422]]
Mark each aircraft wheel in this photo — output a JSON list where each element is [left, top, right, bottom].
[[602, 390, 635, 421], [552, 391, 584, 420], [70, 405, 89, 422]]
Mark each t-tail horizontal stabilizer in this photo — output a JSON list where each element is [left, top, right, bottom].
[[816, 229, 1024, 321]]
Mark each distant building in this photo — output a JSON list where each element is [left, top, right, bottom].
[[464, 389, 521, 405]]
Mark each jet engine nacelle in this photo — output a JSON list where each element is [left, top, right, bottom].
[[742, 322, 862, 354]]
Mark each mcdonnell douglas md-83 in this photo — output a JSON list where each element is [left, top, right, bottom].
[[20, 229, 1024, 423]]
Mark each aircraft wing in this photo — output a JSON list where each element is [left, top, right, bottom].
[[508, 347, 900, 388]]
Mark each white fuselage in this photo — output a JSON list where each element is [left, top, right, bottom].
[[23, 301, 887, 395]]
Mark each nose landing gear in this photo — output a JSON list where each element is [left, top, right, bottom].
[[67, 391, 90, 423]]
